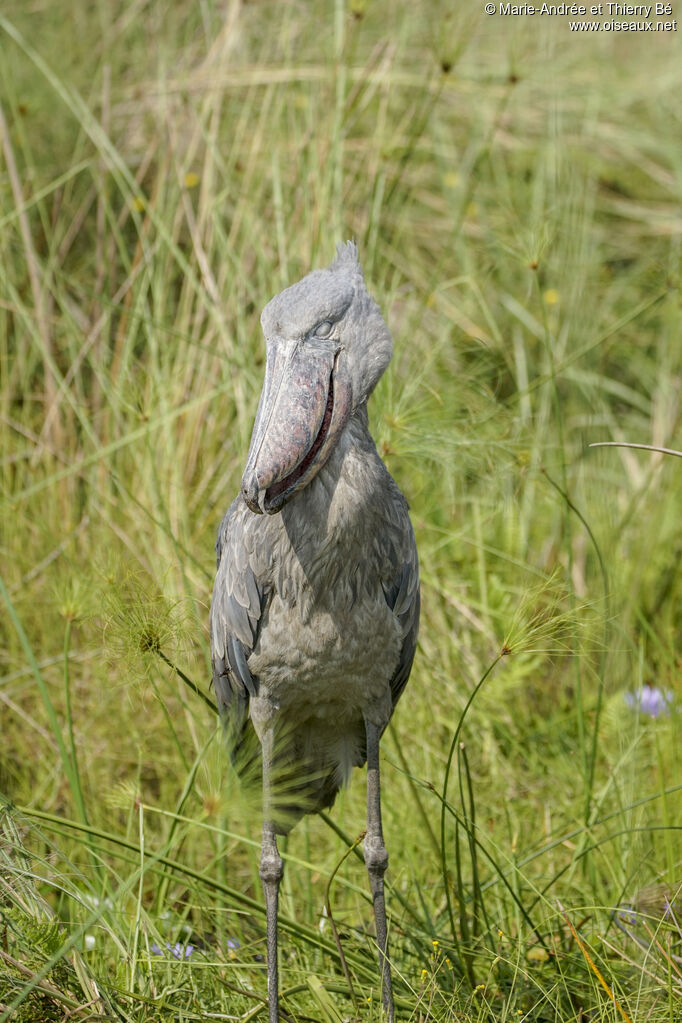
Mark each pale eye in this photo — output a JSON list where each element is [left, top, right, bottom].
[[312, 320, 333, 339]]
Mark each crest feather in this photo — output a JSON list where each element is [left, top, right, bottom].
[[330, 240, 362, 277]]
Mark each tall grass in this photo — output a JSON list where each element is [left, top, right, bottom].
[[1, 1, 681, 1019]]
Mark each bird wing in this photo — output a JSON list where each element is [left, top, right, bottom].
[[210, 497, 268, 752], [382, 512, 420, 712]]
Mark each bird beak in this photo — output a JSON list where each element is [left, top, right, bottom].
[[241, 339, 352, 514]]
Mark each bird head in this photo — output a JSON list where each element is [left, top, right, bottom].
[[241, 242, 393, 515]]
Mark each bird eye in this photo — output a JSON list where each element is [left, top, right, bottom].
[[312, 320, 333, 339]]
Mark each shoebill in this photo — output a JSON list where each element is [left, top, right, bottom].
[[210, 242, 420, 1022]]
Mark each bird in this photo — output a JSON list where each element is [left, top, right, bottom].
[[209, 242, 420, 1022]]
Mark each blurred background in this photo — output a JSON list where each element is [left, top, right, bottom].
[[1, 1, 681, 1020]]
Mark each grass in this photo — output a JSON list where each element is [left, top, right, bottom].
[[1, 0, 681, 1019]]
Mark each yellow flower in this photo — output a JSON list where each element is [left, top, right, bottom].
[[184, 172, 200, 189], [544, 288, 559, 306], [421, 968, 428, 979]]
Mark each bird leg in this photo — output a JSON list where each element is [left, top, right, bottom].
[[260, 729, 283, 1023], [364, 719, 394, 1022]]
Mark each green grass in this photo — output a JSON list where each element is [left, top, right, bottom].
[[1, 1, 682, 1019]]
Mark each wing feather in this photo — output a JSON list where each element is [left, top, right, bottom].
[[382, 510, 420, 712], [210, 498, 268, 751]]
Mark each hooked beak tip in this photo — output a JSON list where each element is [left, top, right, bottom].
[[241, 477, 266, 515]]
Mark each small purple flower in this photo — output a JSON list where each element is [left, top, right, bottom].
[[151, 942, 195, 959], [170, 942, 195, 959], [624, 685, 673, 718], [616, 904, 638, 926]]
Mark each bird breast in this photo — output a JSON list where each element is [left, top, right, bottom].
[[248, 588, 400, 728]]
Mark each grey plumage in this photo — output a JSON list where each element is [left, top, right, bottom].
[[210, 242, 419, 1022]]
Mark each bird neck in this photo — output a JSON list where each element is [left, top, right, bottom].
[[350, 401, 370, 433], [280, 401, 387, 546], [319, 401, 377, 483]]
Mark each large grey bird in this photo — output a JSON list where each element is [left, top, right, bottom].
[[210, 242, 419, 1022]]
